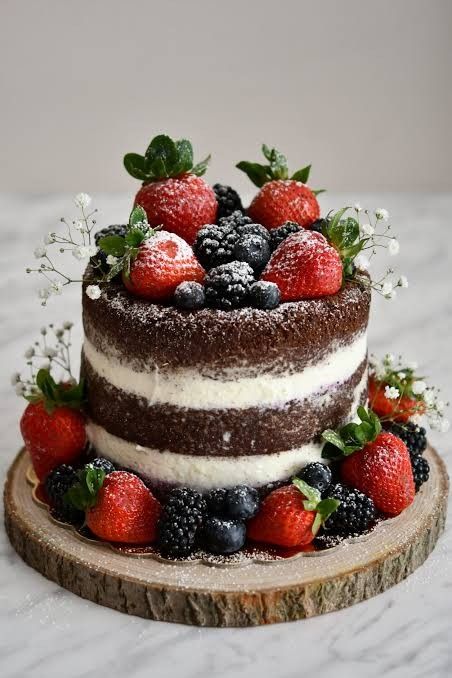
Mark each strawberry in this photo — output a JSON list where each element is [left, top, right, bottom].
[[20, 370, 86, 480], [247, 480, 339, 548], [123, 230, 205, 301], [124, 134, 217, 244], [340, 432, 415, 516], [369, 377, 426, 423], [261, 230, 343, 301], [67, 468, 161, 544], [237, 144, 321, 229]]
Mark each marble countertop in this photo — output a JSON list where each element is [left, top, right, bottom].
[[0, 193, 451, 678]]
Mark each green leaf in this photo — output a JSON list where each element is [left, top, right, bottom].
[[261, 144, 273, 161], [123, 153, 149, 181], [173, 139, 194, 174], [339, 217, 360, 247], [236, 161, 271, 188], [65, 466, 105, 511], [144, 134, 178, 172], [326, 207, 350, 242], [192, 154, 211, 177], [321, 429, 346, 451], [291, 164, 311, 183], [98, 235, 127, 257], [312, 188, 326, 196], [105, 258, 125, 282], [292, 478, 321, 511], [267, 147, 288, 180], [125, 227, 148, 248], [129, 205, 148, 227]]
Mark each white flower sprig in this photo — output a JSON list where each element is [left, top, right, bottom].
[[26, 194, 101, 305], [369, 353, 449, 432], [11, 322, 75, 398]]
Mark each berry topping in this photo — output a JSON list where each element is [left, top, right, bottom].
[[44, 464, 83, 525], [248, 479, 339, 548], [237, 145, 321, 229], [88, 457, 116, 475], [213, 184, 243, 221], [205, 261, 255, 310], [92, 225, 127, 272], [124, 134, 216, 244], [369, 377, 426, 424], [67, 469, 162, 544], [323, 483, 376, 536], [205, 488, 228, 515], [249, 281, 281, 309], [158, 488, 207, 558], [225, 485, 260, 520], [309, 218, 327, 235], [123, 231, 205, 302], [203, 516, 246, 555], [269, 221, 302, 251], [20, 369, 86, 480], [261, 230, 343, 301], [193, 212, 270, 270], [411, 456, 430, 491], [233, 233, 271, 272], [174, 281, 206, 310], [383, 421, 427, 458], [296, 462, 332, 495]]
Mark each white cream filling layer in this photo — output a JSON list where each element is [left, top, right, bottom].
[[86, 371, 367, 490], [83, 332, 367, 410]]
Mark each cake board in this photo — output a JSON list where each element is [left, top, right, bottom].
[[4, 447, 449, 627]]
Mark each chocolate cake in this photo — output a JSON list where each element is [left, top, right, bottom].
[[82, 275, 370, 492]]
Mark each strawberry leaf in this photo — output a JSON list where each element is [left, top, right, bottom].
[[292, 477, 321, 510], [322, 408, 381, 459], [65, 466, 105, 511], [98, 235, 127, 257], [192, 154, 211, 177], [173, 139, 194, 175], [129, 205, 148, 227], [125, 134, 210, 181], [123, 153, 148, 181], [236, 161, 271, 188], [312, 498, 341, 535], [291, 164, 311, 183]]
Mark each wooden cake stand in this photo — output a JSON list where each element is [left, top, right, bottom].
[[4, 447, 449, 627]]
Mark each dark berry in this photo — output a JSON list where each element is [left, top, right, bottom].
[[233, 234, 271, 272], [249, 281, 280, 310], [411, 456, 430, 491], [44, 464, 84, 526], [174, 281, 205, 310], [324, 483, 376, 536], [309, 219, 327, 235], [297, 463, 332, 495], [269, 221, 301, 251], [88, 457, 116, 475], [213, 184, 243, 221], [206, 488, 227, 514], [205, 261, 255, 310], [384, 421, 427, 458], [92, 224, 127, 272], [223, 485, 259, 520], [194, 212, 269, 270], [158, 488, 207, 558], [203, 516, 246, 555]]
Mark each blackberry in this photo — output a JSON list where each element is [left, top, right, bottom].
[[158, 488, 207, 558], [296, 462, 332, 495], [88, 457, 116, 475], [92, 224, 128, 272], [324, 483, 376, 536], [233, 234, 271, 272], [205, 261, 255, 310], [269, 221, 301, 251], [249, 281, 280, 310], [213, 184, 243, 221], [412, 456, 430, 491], [203, 516, 246, 555], [206, 488, 228, 515], [194, 211, 269, 270], [384, 421, 427, 458], [174, 281, 205, 310], [309, 218, 327, 235], [44, 464, 84, 526]]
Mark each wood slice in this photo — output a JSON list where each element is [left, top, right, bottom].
[[4, 447, 449, 627]]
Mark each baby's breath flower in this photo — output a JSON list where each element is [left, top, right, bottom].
[[50, 281, 63, 295], [34, 246, 47, 259], [106, 254, 118, 266], [355, 253, 370, 271], [40, 360, 51, 371], [437, 400, 445, 413], [361, 223, 374, 236], [398, 372, 406, 380], [40, 327, 47, 335], [354, 203, 362, 212], [55, 328, 64, 338], [375, 208, 389, 220], [10, 372, 21, 385], [63, 320, 73, 330], [73, 220, 87, 233], [44, 232, 56, 245], [72, 245, 89, 260], [43, 346, 58, 358], [388, 238, 400, 256], [74, 193, 92, 209], [15, 382, 25, 396], [38, 287, 51, 301], [440, 419, 450, 433], [398, 275, 409, 288], [412, 380, 427, 395], [86, 284, 102, 300], [86, 244, 98, 257], [382, 281, 393, 297], [384, 385, 400, 400], [406, 360, 418, 370], [24, 347, 35, 359], [424, 389, 436, 406]]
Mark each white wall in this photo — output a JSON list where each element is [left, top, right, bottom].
[[0, 0, 451, 194]]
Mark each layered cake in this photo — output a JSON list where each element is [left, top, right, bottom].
[[13, 134, 448, 561]]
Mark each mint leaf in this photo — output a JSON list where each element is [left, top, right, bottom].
[[98, 235, 126, 257], [129, 205, 148, 227], [291, 164, 311, 183], [123, 153, 148, 180], [192, 154, 211, 177]]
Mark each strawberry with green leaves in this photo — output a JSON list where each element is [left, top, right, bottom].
[[20, 369, 86, 480], [98, 206, 205, 301], [247, 478, 339, 548], [124, 134, 217, 244], [66, 467, 162, 544], [322, 407, 415, 515], [368, 356, 428, 423], [237, 145, 322, 229]]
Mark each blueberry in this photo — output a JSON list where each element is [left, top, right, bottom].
[[297, 462, 332, 494], [249, 281, 281, 310], [88, 457, 116, 475], [174, 281, 206, 310], [203, 516, 246, 554], [224, 485, 260, 520], [233, 234, 271, 272]]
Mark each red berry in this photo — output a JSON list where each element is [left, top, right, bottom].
[[20, 401, 86, 480], [134, 174, 217, 245], [123, 231, 205, 301], [340, 432, 415, 516], [247, 485, 316, 548], [369, 377, 426, 423], [261, 230, 343, 301], [86, 471, 161, 544], [248, 180, 320, 230]]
